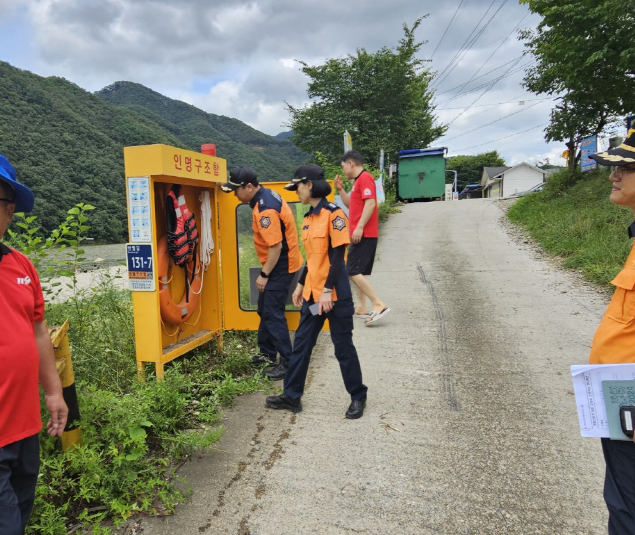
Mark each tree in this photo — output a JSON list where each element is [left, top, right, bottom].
[[519, 0, 635, 172], [447, 151, 506, 190], [286, 17, 446, 164]]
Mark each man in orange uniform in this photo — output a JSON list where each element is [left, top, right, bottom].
[[265, 165, 367, 419], [221, 167, 302, 380], [588, 129, 635, 535], [0, 154, 68, 534]]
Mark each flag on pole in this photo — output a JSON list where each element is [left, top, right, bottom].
[[343, 130, 353, 152]]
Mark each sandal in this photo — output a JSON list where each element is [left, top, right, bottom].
[[364, 307, 391, 326], [354, 307, 371, 319]]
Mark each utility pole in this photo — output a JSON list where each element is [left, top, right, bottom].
[[446, 169, 458, 200]]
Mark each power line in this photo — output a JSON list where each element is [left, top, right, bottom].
[[435, 56, 524, 96], [431, 0, 468, 58], [448, 11, 529, 102], [440, 100, 546, 142], [438, 96, 552, 110], [446, 54, 525, 126], [435, 60, 534, 107], [431, 0, 498, 87], [433, 0, 509, 89], [449, 123, 547, 153]]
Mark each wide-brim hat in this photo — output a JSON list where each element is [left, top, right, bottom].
[[590, 128, 635, 167], [284, 164, 326, 191], [0, 154, 34, 212], [220, 166, 258, 192]]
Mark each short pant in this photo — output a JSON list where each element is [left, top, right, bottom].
[[346, 238, 378, 276]]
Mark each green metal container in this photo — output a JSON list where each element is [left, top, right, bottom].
[[397, 147, 448, 201]]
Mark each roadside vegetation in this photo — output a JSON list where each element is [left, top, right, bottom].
[[507, 167, 632, 287], [6, 208, 270, 534]]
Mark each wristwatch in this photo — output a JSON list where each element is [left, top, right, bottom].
[[260, 271, 269, 279], [322, 287, 333, 293]]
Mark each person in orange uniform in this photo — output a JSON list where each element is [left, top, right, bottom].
[[588, 128, 635, 535], [265, 164, 368, 419], [221, 167, 303, 380]]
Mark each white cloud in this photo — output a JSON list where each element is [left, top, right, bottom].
[[0, 0, 583, 159]]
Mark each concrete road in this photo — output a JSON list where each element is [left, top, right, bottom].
[[130, 199, 610, 535]]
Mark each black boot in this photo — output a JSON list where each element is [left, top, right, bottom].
[[265, 363, 287, 381], [252, 353, 276, 366], [266, 393, 302, 413], [345, 398, 366, 419]]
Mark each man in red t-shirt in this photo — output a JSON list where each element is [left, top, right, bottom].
[[0, 154, 68, 534], [335, 150, 390, 326]]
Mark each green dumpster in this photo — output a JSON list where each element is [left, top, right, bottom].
[[397, 147, 448, 201]]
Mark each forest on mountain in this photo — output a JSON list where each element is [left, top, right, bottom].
[[0, 62, 306, 242]]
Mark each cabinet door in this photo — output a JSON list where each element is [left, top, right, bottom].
[[218, 181, 334, 331]]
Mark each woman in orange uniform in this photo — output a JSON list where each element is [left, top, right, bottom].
[[265, 164, 367, 419]]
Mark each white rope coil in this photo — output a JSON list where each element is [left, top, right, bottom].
[[198, 190, 214, 271]]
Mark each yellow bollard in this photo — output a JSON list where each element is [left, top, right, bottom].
[[49, 320, 82, 451]]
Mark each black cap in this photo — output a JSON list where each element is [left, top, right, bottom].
[[220, 167, 259, 192], [590, 128, 635, 167], [284, 164, 326, 191]]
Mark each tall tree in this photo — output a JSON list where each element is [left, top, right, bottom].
[[447, 151, 506, 190], [520, 0, 635, 172], [286, 17, 446, 164]]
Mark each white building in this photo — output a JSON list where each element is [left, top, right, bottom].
[[481, 162, 546, 198]]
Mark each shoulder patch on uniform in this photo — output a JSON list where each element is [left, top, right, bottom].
[[363, 188, 372, 196], [332, 216, 346, 231], [329, 202, 337, 208], [260, 216, 271, 229], [271, 190, 282, 202]]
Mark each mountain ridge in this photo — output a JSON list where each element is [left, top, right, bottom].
[[0, 62, 306, 241]]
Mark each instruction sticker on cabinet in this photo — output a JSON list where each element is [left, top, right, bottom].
[[128, 176, 152, 243], [127, 243, 155, 291]]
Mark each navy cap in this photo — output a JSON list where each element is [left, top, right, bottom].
[[0, 154, 34, 212], [220, 167, 259, 192], [284, 164, 326, 191]]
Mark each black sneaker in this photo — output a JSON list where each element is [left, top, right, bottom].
[[265, 363, 288, 381], [266, 394, 302, 413], [345, 398, 366, 419], [252, 353, 276, 365]]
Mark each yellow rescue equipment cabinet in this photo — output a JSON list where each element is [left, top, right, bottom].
[[124, 143, 314, 380]]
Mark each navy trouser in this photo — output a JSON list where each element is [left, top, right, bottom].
[[257, 272, 295, 365], [602, 438, 635, 535], [0, 434, 40, 535], [283, 297, 367, 401]]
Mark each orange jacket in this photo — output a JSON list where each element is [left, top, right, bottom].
[[589, 239, 635, 364]]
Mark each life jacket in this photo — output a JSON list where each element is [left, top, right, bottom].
[[166, 185, 199, 266]]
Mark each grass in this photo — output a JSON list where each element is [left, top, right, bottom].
[[507, 168, 633, 287], [29, 274, 272, 534]]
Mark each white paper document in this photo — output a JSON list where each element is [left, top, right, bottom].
[[571, 364, 635, 437]]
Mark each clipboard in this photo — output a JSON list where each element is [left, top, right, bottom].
[[601, 380, 635, 441]]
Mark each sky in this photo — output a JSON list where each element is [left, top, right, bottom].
[[0, 0, 601, 167]]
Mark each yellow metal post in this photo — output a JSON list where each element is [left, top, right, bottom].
[[49, 320, 82, 452]]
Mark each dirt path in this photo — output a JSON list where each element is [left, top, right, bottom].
[[124, 199, 609, 535]]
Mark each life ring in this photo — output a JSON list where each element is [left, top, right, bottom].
[[157, 234, 201, 325]]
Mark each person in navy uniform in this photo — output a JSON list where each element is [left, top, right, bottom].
[[265, 164, 368, 419], [221, 167, 302, 380]]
